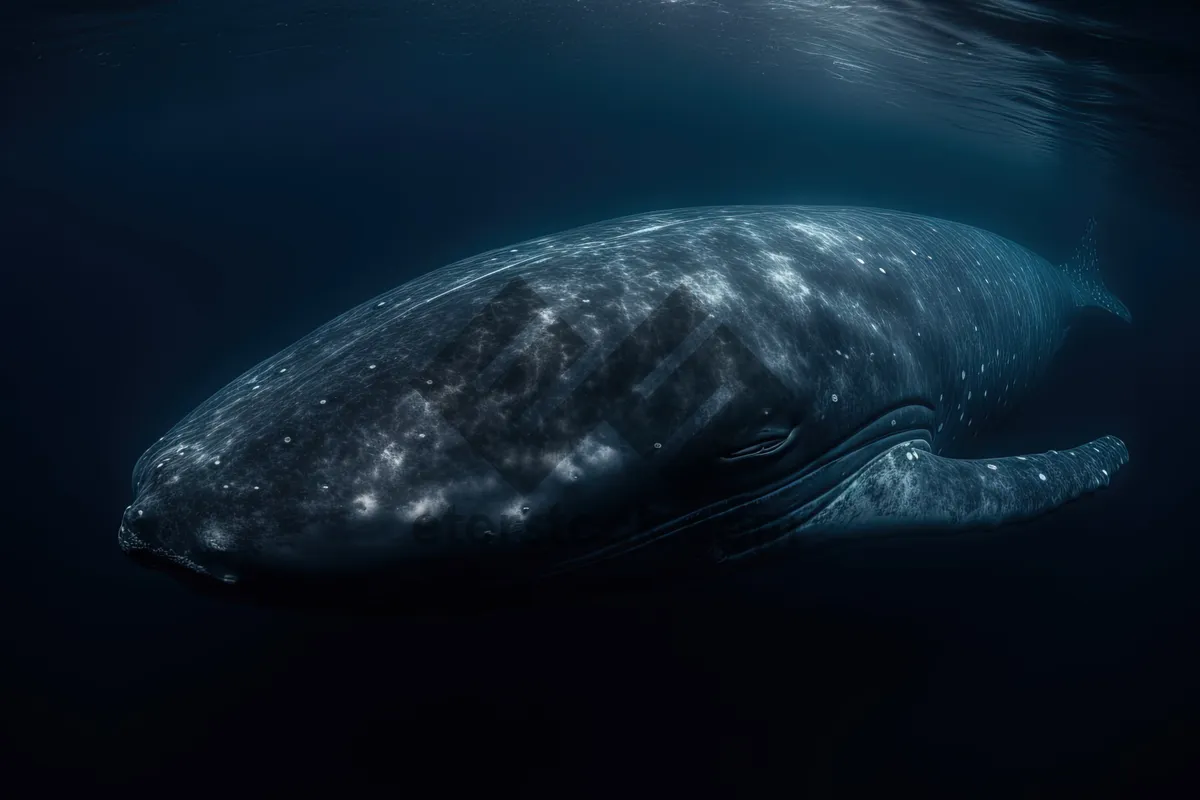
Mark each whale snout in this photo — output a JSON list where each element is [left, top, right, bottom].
[[118, 504, 149, 553], [118, 502, 240, 585]]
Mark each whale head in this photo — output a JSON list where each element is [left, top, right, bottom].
[[118, 274, 844, 607]]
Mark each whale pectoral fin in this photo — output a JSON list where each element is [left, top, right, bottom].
[[806, 435, 1129, 535]]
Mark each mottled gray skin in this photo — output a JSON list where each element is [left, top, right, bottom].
[[119, 206, 1130, 599]]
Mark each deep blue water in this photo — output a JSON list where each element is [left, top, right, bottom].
[[2, 1, 1199, 795]]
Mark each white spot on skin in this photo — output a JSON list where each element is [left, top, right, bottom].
[[353, 493, 379, 517], [879, 267, 887, 274], [283, 437, 292, 443], [987, 464, 998, 470], [831, 393, 839, 403], [397, 493, 450, 523], [380, 444, 404, 471], [1039, 473, 1047, 481], [200, 520, 236, 551]]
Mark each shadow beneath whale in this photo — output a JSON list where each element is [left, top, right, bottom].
[[127, 545, 727, 619]]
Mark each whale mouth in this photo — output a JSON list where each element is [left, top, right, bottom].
[[124, 546, 228, 594]]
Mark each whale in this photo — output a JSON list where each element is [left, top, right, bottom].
[[119, 205, 1131, 606]]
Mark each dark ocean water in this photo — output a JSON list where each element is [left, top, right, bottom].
[[2, 1, 1198, 795]]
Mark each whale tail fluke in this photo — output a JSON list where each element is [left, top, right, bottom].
[[1062, 218, 1132, 323]]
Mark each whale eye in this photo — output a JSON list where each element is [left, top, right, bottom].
[[721, 428, 798, 462]]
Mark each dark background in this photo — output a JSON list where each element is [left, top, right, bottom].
[[2, 1, 1197, 796]]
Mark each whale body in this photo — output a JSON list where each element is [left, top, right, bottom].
[[119, 206, 1131, 605]]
